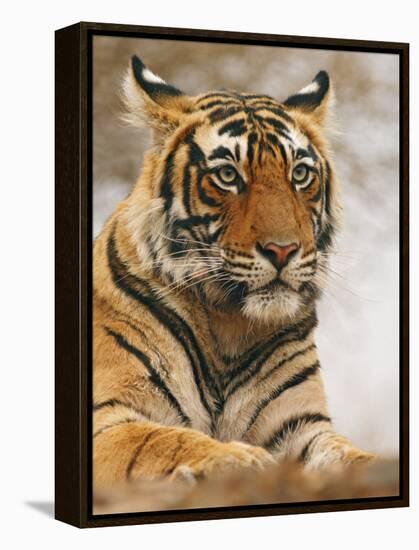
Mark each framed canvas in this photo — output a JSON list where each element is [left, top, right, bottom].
[[55, 21, 409, 528]]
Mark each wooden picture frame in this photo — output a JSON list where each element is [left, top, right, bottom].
[[55, 21, 409, 528]]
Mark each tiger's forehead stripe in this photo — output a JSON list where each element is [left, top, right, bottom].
[[218, 118, 248, 137], [196, 91, 295, 124], [195, 94, 301, 167], [296, 145, 318, 161], [208, 145, 235, 161], [195, 94, 327, 181]]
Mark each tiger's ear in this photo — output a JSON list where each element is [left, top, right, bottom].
[[283, 71, 334, 126], [122, 55, 193, 143]]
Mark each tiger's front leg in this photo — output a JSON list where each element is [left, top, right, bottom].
[[227, 353, 375, 470], [93, 417, 274, 488], [258, 410, 375, 470], [255, 416, 375, 471]]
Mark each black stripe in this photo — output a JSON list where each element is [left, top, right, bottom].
[[252, 104, 295, 123], [301, 248, 316, 260], [247, 99, 276, 107], [254, 115, 291, 141], [159, 148, 177, 212], [198, 91, 238, 102], [223, 317, 314, 391], [259, 344, 317, 384], [240, 93, 271, 100], [234, 143, 241, 162], [298, 430, 332, 463], [93, 398, 148, 418], [159, 121, 201, 216], [209, 106, 241, 123], [324, 160, 332, 216], [174, 225, 207, 249], [200, 99, 239, 111], [182, 163, 192, 215], [307, 144, 318, 161], [265, 413, 331, 451], [267, 106, 295, 123], [223, 313, 317, 397], [278, 142, 288, 165], [164, 433, 187, 475], [316, 221, 334, 251], [208, 145, 234, 161], [118, 316, 170, 376], [245, 361, 320, 433], [315, 160, 334, 250], [257, 115, 290, 136], [197, 176, 222, 207], [94, 418, 139, 439], [318, 161, 325, 222], [199, 100, 221, 110], [296, 147, 310, 160], [166, 228, 187, 257], [247, 132, 258, 166], [107, 227, 222, 415], [223, 247, 254, 260], [208, 224, 226, 243], [218, 118, 247, 136], [297, 258, 317, 270], [173, 213, 219, 230], [307, 184, 323, 204], [223, 258, 254, 271], [266, 132, 287, 164], [186, 134, 206, 165], [248, 99, 275, 108], [265, 132, 279, 147], [105, 327, 191, 426], [310, 207, 321, 237], [126, 429, 159, 481]]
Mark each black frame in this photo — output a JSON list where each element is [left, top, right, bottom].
[[55, 21, 409, 528]]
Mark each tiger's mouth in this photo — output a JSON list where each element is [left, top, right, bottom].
[[213, 274, 299, 307], [248, 277, 296, 295]]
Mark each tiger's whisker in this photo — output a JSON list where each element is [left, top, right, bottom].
[[156, 267, 223, 297], [158, 271, 228, 298]]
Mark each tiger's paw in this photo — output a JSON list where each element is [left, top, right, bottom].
[[327, 435, 376, 466], [305, 433, 376, 470], [340, 447, 376, 465], [171, 441, 275, 482]]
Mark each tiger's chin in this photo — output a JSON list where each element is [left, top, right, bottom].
[[241, 290, 303, 325], [200, 278, 318, 325]]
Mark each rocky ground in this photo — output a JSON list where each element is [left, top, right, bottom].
[[93, 459, 399, 515]]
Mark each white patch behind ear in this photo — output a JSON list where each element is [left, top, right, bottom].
[[142, 67, 166, 85], [297, 80, 320, 95]]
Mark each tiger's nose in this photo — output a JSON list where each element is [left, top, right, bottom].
[[258, 241, 299, 271]]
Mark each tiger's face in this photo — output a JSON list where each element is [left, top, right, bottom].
[[123, 56, 339, 324]]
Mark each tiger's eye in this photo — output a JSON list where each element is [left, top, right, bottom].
[[218, 165, 238, 184], [292, 164, 309, 183]]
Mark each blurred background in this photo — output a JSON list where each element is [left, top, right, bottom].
[[93, 36, 399, 457]]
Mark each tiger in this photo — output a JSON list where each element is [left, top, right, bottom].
[[93, 54, 374, 490]]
